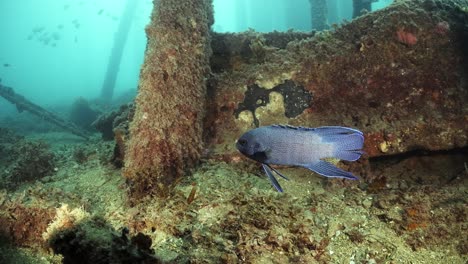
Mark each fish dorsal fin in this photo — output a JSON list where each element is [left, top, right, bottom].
[[271, 125, 362, 135], [272, 124, 317, 131]]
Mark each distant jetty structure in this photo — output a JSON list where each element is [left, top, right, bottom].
[[100, 0, 138, 103]]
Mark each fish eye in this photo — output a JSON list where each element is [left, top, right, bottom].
[[238, 139, 247, 146]]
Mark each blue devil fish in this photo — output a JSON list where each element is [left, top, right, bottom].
[[236, 125, 364, 192]]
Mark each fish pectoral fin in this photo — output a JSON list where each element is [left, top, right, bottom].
[[262, 164, 283, 192], [304, 160, 358, 180], [266, 164, 289, 181]]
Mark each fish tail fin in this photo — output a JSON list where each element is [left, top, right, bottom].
[[332, 133, 364, 161], [315, 126, 364, 161]]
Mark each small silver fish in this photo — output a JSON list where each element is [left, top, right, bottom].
[[236, 125, 364, 192]]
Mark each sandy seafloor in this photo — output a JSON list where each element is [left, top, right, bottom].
[[0, 130, 466, 264]]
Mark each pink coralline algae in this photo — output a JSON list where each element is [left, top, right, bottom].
[[396, 28, 418, 46], [434, 21, 450, 35]]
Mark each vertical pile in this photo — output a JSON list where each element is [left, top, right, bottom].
[[309, 0, 328, 30], [124, 0, 213, 199], [100, 0, 138, 102]]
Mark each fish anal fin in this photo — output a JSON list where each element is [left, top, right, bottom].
[[304, 160, 358, 180]]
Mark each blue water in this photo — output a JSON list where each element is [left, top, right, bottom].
[[0, 0, 152, 113]]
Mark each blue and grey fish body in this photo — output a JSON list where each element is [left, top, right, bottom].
[[236, 125, 364, 192]]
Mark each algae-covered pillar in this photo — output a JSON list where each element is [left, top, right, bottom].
[[124, 0, 213, 200]]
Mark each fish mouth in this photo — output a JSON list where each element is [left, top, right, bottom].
[[235, 141, 241, 150], [235, 141, 247, 152], [237, 148, 257, 159], [236, 145, 251, 156]]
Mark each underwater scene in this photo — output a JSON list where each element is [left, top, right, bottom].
[[0, 0, 467, 263]]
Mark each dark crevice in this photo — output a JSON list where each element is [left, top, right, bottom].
[[234, 80, 312, 127], [368, 146, 468, 163]]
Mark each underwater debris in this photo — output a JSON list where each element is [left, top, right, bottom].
[[92, 103, 135, 140], [186, 182, 197, 204], [0, 84, 90, 139], [92, 103, 134, 167], [69, 97, 101, 131]]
